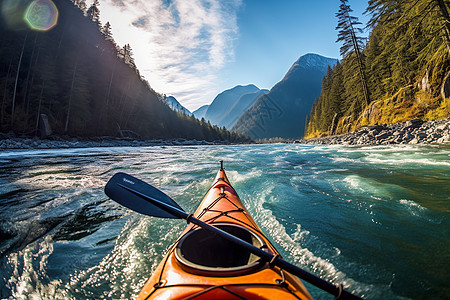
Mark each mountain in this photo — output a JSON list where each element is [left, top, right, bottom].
[[218, 89, 269, 129], [204, 84, 260, 126], [232, 54, 338, 139], [193, 105, 209, 120], [166, 96, 192, 115]]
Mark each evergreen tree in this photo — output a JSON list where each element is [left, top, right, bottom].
[[102, 22, 113, 40], [336, 0, 370, 107], [87, 0, 101, 26], [73, 0, 87, 12], [120, 44, 136, 70]]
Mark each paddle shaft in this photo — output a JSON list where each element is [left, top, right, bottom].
[[119, 184, 361, 300]]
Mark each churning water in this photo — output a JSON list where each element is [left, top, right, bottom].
[[0, 144, 449, 299]]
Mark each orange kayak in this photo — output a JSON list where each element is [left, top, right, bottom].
[[137, 167, 313, 300]]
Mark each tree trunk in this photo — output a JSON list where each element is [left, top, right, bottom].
[[25, 36, 42, 119], [329, 113, 338, 135], [105, 59, 117, 106], [435, 0, 450, 52], [56, 25, 67, 60], [119, 80, 131, 126], [1, 57, 14, 125], [35, 80, 44, 134], [11, 33, 28, 128], [65, 61, 78, 133], [345, 7, 370, 107], [22, 33, 38, 124]]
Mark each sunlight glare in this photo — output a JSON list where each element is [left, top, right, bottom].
[[24, 0, 58, 31]]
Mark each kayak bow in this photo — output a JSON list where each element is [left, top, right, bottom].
[[105, 162, 361, 299], [135, 166, 313, 300]]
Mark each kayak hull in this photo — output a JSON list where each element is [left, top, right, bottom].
[[137, 169, 312, 300]]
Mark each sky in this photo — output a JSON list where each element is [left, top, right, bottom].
[[97, 0, 369, 112]]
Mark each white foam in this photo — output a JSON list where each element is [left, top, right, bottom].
[[8, 237, 66, 300], [342, 175, 391, 199], [399, 199, 427, 218], [382, 157, 448, 166], [249, 185, 358, 289], [226, 168, 262, 183], [399, 199, 425, 210]]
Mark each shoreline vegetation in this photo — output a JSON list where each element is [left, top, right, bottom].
[[1, 118, 449, 150], [297, 118, 450, 145]]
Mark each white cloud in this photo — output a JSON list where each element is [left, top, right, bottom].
[[99, 0, 242, 111]]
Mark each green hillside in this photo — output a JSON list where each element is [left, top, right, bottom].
[[305, 0, 450, 138], [0, 0, 248, 142]]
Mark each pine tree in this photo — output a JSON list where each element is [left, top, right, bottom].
[[73, 0, 87, 12], [87, 0, 101, 26], [120, 44, 136, 70], [102, 22, 113, 40], [336, 0, 370, 107], [11, 33, 28, 128]]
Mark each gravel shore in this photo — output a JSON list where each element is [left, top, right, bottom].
[[0, 135, 230, 150], [1, 118, 449, 149], [297, 118, 450, 145]]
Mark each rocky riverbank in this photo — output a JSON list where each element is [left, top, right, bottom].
[[0, 135, 231, 150], [297, 118, 450, 145]]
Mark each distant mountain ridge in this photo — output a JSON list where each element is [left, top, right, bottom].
[[204, 84, 261, 126], [218, 89, 269, 129], [233, 53, 338, 139], [166, 96, 192, 115], [193, 105, 209, 119]]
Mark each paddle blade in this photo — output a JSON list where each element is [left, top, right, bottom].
[[105, 172, 185, 219]]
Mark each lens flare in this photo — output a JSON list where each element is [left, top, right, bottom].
[[1, 0, 27, 29], [24, 0, 58, 31]]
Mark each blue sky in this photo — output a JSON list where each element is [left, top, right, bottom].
[[220, 0, 369, 95], [99, 0, 369, 111]]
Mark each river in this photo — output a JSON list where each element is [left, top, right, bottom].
[[0, 144, 449, 299]]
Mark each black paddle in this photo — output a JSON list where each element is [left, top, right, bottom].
[[105, 172, 362, 300]]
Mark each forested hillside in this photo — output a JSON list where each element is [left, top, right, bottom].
[[0, 0, 248, 142], [306, 0, 450, 138]]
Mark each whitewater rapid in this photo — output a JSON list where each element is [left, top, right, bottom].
[[0, 144, 449, 299]]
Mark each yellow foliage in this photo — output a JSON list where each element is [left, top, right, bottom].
[[304, 130, 327, 139], [352, 87, 447, 130], [426, 97, 450, 119], [304, 86, 449, 140]]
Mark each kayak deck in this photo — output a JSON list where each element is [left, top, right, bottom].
[[137, 168, 312, 300]]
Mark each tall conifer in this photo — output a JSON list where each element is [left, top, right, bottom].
[[336, 0, 370, 107]]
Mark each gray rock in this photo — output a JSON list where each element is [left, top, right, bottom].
[[437, 135, 450, 143], [416, 133, 428, 140], [405, 119, 424, 129], [375, 132, 391, 140], [409, 138, 420, 144]]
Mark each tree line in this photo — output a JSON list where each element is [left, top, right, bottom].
[[306, 0, 450, 138], [0, 0, 249, 142]]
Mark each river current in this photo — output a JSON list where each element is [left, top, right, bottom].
[[0, 144, 449, 299]]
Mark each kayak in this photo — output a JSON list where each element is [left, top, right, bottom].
[[136, 166, 313, 300]]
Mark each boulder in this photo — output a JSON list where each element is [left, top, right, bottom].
[[405, 119, 423, 128], [409, 137, 419, 144], [375, 131, 391, 140], [437, 135, 450, 143]]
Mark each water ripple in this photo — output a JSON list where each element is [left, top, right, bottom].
[[0, 144, 449, 299]]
